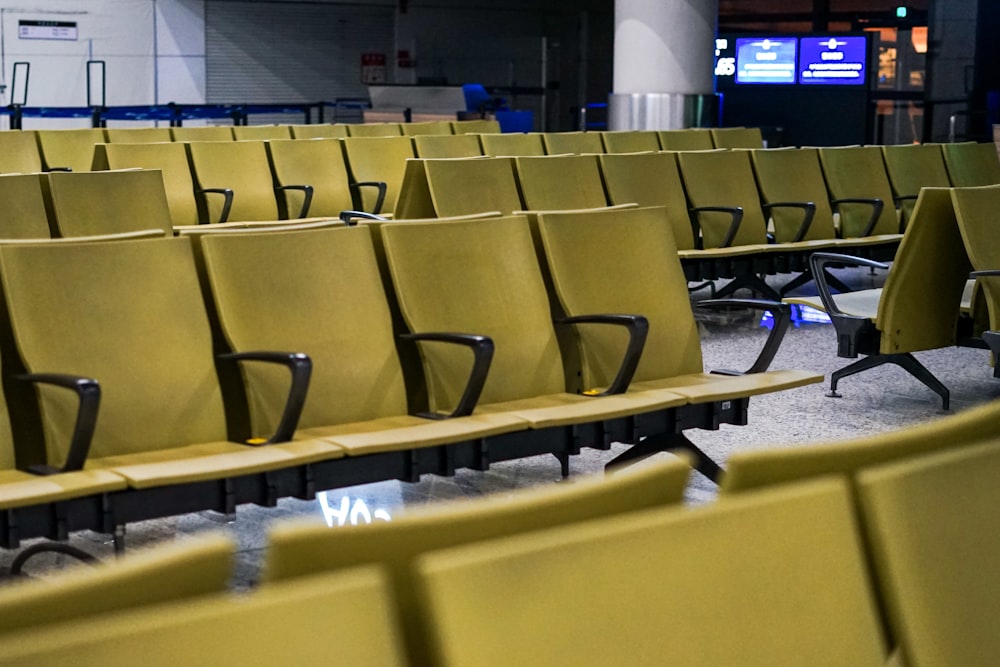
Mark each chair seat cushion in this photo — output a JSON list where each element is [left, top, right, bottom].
[[0, 468, 127, 510], [785, 289, 882, 320], [630, 370, 823, 403], [475, 391, 687, 429]]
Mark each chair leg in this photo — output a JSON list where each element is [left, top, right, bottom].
[[829, 353, 949, 410], [779, 268, 851, 297], [688, 280, 716, 297], [714, 273, 781, 301], [607, 432, 722, 483]]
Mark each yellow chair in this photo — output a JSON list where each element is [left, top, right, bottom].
[[0, 566, 404, 667], [881, 143, 953, 225], [783, 188, 972, 409], [856, 438, 1000, 667], [941, 141, 1000, 186], [416, 477, 887, 667], [479, 132, 545, 156], [451, 118, 501, 134], [950, 184, 1000, 365], [186, 140, 292, 223], [230, 125, 291, 141], [657, 128, 714, 150], [710, 126, 765, 148], [346, 122, 403, 137], [168, 125, 234, 142], [262, 458, 690, 665], [412, 133, 483, 158], [92, 141, 201, 228], [0, 130, 43, 173], [287, 123, 350, 139], [41, 170, 174, 237], [35, 128, 107, 172], [341, 135, 415, 214], [541, 131, 605, 155], [265, 138, 364, 219], [103, 127, 173, 143], [0, 173, 52, 239], [818, 145, 902, 238], [400, 120, 454, 136], [421, 156, 524, 216], [513, 154, 609, 211], [600, 130, 661, 153]]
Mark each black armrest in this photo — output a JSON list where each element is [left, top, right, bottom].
[[350, 181, 388, 214], [555, 314, 648, 395], [830, 197, 885, 237], [340, 210, 387, 226], [763, 201, 816, 242], [689, 205, 743, 248], [400, 333, 493, 419], [275, 184, 314, 218], [809, 252, 889, 317], [46, 167, 73, 173], [695, 300, 791, 374], [970, 270, 1000, 279], [15, 374, 100, 474], [198, 188, 234, 223], [217, 351, 311, 444]]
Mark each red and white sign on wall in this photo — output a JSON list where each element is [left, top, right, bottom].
[[361, 53, 386, 84]]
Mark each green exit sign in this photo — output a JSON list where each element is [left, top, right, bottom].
[[896, 6, 908, 18]]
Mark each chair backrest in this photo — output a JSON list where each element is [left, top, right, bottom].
[[35, 128, 107, 172], [0, 130, 43, 173], [950, 184, 1000, 331], [186, 140, 280, 223], [265, 138, 355, 219], [41, 170, 174, 237], [711, 126, 765, 148], [818, 145, 900, 237], [536, 206, 703, 391], [263, 458, 690, 665], [93, 141, 201, 227], [875, 187, 972, 353], [0, 535, 234, 635], [856, 438, 1000, 667], [451, 118, 501, 134], [104, 127, 173, 143], [231, 125, 291, 141], [479, 132, 545, 157], [600, 130, 661, 153], [0, 236, 229, 463], [541, 131, 605, 155], [658, 128, 715, 150], [598, 151, 696, 250], [412, 133, 483, 158], [197, 225, 410, 436], [287, 123, 350, 139], [381, 215, 566, 411], [514, 154, 609, 210], [941, 141, 1000, 187], [346, 122, 403, 137], [720, 391, 1000, 493], [341, 136, 415, 213], [400, 120, 454, 136], [423, 157, 523, 217], [0, 565, 404, 667], [750, 147, 839, 242], [881, 143, 952, 223], [416, 477, 887, 667], [0, 174, 52, 240], [676, 149, 770, 247], [169, 125, 234, 142]]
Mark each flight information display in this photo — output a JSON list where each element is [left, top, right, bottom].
[[798, 36, 867, 85], [735, 37, 797, 84]]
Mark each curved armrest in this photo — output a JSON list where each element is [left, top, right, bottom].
[[555, 314, 648, 395], [400, 332, 494, 419], [198, 188, 235, 223], [217, 351, 311, 444], [340, 210, 387, 226], [47, 167, 73, 173], [275, 184, 314, 218], [350, 181, 388, 214], [689, 205, 744, 248], [696, 300, 792, 374], [830, 197, 884, 237], [809, 252, 889, 317], [763, 201, 816, 242], [16, 374, 100, 474], [970, 269, 1000, 279]]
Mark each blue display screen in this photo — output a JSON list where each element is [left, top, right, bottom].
[[735, 37, 797, 84], [798, 36, 868, 85]]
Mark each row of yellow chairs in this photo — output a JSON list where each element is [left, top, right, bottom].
[[0, 209, 820, 550], [3, 396, 1000, 665]]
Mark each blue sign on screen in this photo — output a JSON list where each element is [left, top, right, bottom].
[[735, 37, 797, 84], [798, 36, 867, 85]]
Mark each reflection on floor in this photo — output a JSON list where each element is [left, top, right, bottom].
[[3, 266, 998, 586]]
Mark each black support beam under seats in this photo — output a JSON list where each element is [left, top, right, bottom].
[[605, 432, 722, 484]]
